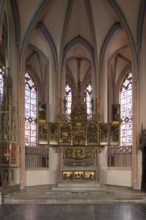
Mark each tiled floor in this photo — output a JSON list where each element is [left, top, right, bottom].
[[0, 204, 146, 220]]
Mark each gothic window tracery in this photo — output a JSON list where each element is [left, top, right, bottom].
[[120, 72, 133, 146], [0, 65, 5, 103], [84, 82, 93, 117], [25, 72, 37, 147], [65, 82, 72, 115]]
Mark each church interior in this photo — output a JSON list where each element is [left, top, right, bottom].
[[0, 0, 146, 208]]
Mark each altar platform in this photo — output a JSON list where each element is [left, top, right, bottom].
[[2, 184, 146, 205]]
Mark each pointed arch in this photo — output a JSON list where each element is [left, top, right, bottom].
[[64, 35, 94, 62], [99, 22, 122, 72], [137, 0, 146, 46], [58, 0, 74, 76], [28, 44, 49, 62], [108, 0, 138, 77], [10, 0, 20, 45], [36, 22, 58, 68], [0, 0, 6, 40], [84, 0, 97, 68], [20, 0, 53, 78], [66, 64, 77, 94]]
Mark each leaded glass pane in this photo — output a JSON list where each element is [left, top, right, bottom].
[[25, 122, 30, 129], [31, 123, 36, 130], [0, 66, 5, 102], [25, 130, 30, 136], [25, 72, 37, 147], [84, 82, 93, 118], [120, 72, 133, 146], [65, 83, 72, 115]]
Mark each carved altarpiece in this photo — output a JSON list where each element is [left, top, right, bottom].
[[0, 68, 17, 186], [47, 93, 121, 182], [47, 59, 120, 182]]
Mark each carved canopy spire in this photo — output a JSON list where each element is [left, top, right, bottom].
[[77, 57, 81, 96]]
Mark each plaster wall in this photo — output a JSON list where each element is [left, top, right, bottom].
[[99, 147, 107, 184], [49, 147, 58, 185], [137, 150, 142, 190], [140, 16, 146, 127], [15, 168, 20, 185], [107, 168, 132, 187], [26, 169, 49, 186]]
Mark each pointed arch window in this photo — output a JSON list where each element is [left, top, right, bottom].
[[65, 82, 72, 115], [25, 72, 37, 147], [84, 82, 93, 117], [0, 66, 5, 104], [120, 72, 133, 146]]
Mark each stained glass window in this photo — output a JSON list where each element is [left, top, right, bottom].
[[25, 72, 37, 147], [120, 72, 132, 146], [0, 66, 5, 104], [84, 82, 93, 118], [65, 82, 72, 115]]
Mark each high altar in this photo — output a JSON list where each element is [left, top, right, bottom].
[[46, 85, 120, 182]]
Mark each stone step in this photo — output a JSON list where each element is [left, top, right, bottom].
[[52, 182, 106, 191], [3, 196, 145, 205], [51, 187, 107, 191], [0, 185, 20, 196], [3, 184, 113, 204], [58, 181, 100, 187], [57, 183, 101, 187], [46, 191, 112, 196], [2, 185, 146, 205]]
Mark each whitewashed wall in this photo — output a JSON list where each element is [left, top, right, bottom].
[[26, 169, 49, 186], [107, 168, 132, 187]]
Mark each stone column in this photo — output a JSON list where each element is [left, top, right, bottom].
[[99, 56, 108, 184], [6, 1, 21, 187], [49, 146, 58, 184], [18, 78, 25, 189], [132, 71, 140, 189], [48, 60, 58, 185], [57, 147, 62, 182]]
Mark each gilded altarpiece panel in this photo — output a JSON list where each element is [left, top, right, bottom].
[[62, 170, 96, 181], [59, 124, 71, 145], [63, 147, 95, 166], [87, 123, 99, 145], [71, 103, 87, 146]]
